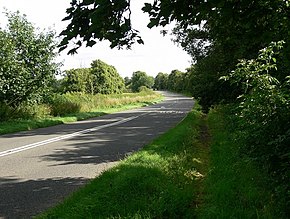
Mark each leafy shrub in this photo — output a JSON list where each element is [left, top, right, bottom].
[[138, 86, 151, 92], [50, 94, 81, 116], [0, 102, 51, 121], [0, 102, 13, 121], [15, 104, 51, 119], [222, 41, 290, 213]]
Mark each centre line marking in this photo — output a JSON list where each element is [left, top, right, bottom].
[[0, 116, 138, 158]]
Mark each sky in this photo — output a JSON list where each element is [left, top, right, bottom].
[[0, 0, 192, 78]]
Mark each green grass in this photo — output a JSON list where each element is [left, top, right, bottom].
[[0, 95, 162, 135], [38, 106, 210, 218], [198, 106, 276, 218], [15, 100, 278, 218]]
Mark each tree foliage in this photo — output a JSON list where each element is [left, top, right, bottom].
[[60, 60, 125, 95], [59, 0, 143, 54], [90, 59, 125, 94], [153, 72, 168, 90], [60, 0, 289, 109], [124, 76, 131, 87], [130, 71, 154, 92], [0, 11, 59, 107], [172, 0, 290, 109], [222, 41, 290, 205], [60, 68, 93, 94], [167, 70, 181, 92]]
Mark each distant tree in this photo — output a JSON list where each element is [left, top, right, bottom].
[[167, 70, 184, 92], [90, 59, 125, 94], [130, 71, 154, 92], [153, 72, 168, 90], [124, 76, 131, 87], [61, 68, 93, 94], [0, 11, 59, 107]]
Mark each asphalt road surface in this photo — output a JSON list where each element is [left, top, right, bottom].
[[0, 92, 194, 218]]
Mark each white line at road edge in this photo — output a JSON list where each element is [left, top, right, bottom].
[[0, 116, 138, 158]]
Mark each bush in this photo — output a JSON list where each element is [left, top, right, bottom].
[[50, 94, 81, 116], [0, 102, 51, 121], [138, 86, 151, 92], [222, 41, 290, 213], [16, 104, 51, 119], [0, 102, 13, 121], [0, 11, 58, 107]]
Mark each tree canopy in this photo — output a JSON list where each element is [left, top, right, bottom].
[[153, 72, 168, 90], [60, 68, 93, 94], [60, 60, 125, 95], [90, 59, 125, 94], [0, 11, 59, 107], [130, 71, 154, 92], [59, 0, 144, 54]]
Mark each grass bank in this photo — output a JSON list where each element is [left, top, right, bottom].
[[199, 106, 277, 218], [38, 106, 209, 218], [0, 91, 162, 135]]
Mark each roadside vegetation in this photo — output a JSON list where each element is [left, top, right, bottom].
[[0, 91, 162, 135], [201, 106, 281, 218], [39, 103, 285, 218]]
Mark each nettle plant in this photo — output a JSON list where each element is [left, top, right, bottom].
[[222, 41, 289, 185], [223, 41, 286, 123]]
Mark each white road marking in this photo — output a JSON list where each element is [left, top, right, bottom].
[[0, 116, 138, 158]]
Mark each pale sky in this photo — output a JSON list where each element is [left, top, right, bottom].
[[0, 0, 192, 78]]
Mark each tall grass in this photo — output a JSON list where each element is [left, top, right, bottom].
[[0, 91, 162, 135], [0, 103, 51, 121], [49, 91, 162, 116]]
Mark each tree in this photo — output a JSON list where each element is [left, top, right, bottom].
[[61, 68, 93, 94], [0, 11, 59, 107], [59, 0, 143, 54], [59, 60, 125, 95], [172, 0, 290, 109], [167, 70, 185, 92], [130, 71, 154, 92], [59, 0, 217, 54], [90, 59, 125, 94], [124, 76, 131, 87], [153, 72, 168, 90]]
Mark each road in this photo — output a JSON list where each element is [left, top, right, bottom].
[[0, 92, 194, 219]]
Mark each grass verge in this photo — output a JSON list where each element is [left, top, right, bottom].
[[198, 106, 276, 218], [35, 103, 279, 218], [0, 95, 162, 135], [38, 106, 210, 218]]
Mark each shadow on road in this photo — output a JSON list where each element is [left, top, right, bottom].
[[39, 98, 194, 166], [40, 118, 165, 166], [0, 177, 88, 219]]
